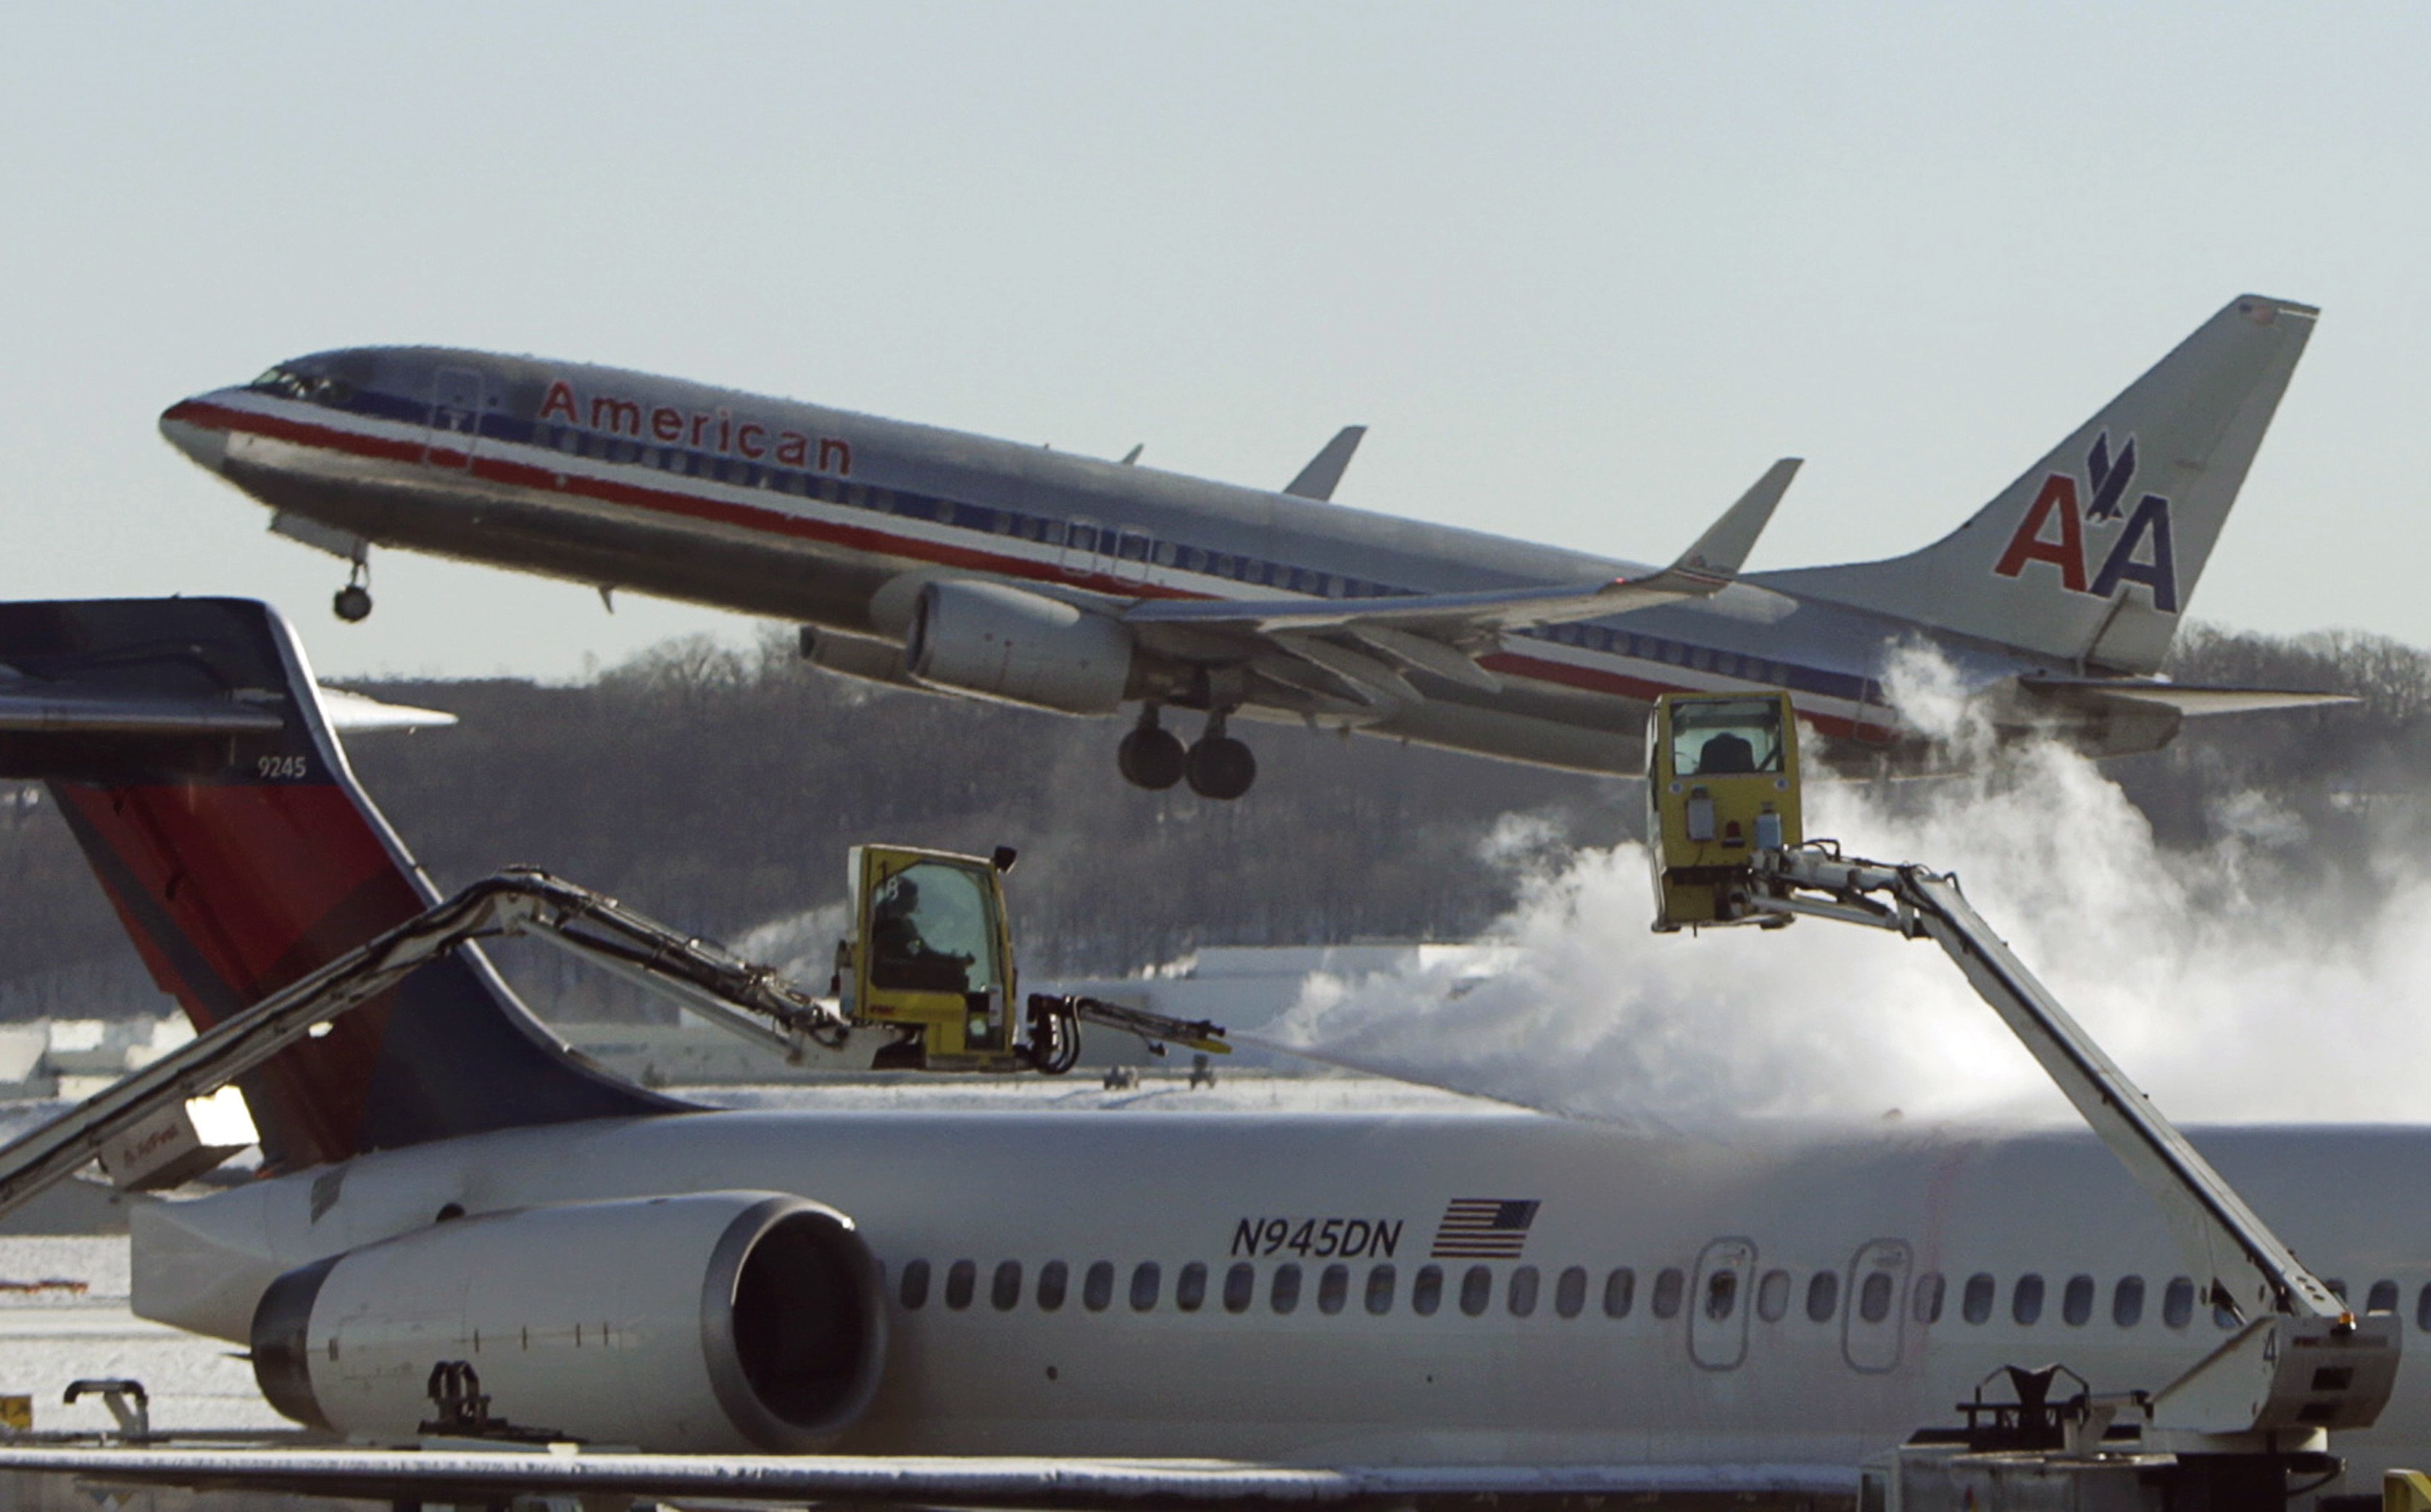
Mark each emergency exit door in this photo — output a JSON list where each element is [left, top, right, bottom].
[[1058, 518, 1102, 578], [1687, 1237, 1757, 1370], [426, 367, 483, 468], [1841, 1238, 1912, 1374], [1059, 519, 1151, 583]]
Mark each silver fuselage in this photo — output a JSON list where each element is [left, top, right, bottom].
[[159, 350, 2089, 775], [136, 1105, 2431, 1485]]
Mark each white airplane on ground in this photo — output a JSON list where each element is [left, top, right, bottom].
[[157, 296, 2344, 798], [0, 597, 2418, 1508]]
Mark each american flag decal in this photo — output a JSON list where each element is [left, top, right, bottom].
[[1430, 1198, 1539, 1259]]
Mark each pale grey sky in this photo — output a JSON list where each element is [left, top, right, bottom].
[[5, 4, 2429, 679]]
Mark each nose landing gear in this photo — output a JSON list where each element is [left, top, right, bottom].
[[333, 560, 373, 623]]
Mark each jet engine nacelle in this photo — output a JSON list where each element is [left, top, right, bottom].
[[905, 579, 1133, 715], [251, 1191, 884, 1453]]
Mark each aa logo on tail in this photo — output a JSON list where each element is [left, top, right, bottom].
[[1992, 431, 2178, 612]]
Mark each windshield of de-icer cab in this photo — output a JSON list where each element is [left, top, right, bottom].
[[1671, 699, 1784, 776], [869, 862, 999, 994]]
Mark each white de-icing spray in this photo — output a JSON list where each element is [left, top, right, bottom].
[[1263, 644, 2431, 1130], [732, 902, 851, 984]]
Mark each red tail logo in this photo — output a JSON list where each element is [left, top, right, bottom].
[[1992, 432, 2179, 612]]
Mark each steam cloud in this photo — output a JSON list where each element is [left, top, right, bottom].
[[1265, 645, 2431, 1129]]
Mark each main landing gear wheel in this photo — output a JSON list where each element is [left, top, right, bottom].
[[1184, 727, 1257, 800], [1117, 710, 1187, 791]]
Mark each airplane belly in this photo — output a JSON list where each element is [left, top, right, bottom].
[[845, 1324, 1924, 1467], [847, 1312, 1671, 1462], [228, 449, 898, 631], [1352, 691, 1646, 776]]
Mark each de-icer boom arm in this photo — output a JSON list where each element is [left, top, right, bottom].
[[1743, 844, 2398, 1445]]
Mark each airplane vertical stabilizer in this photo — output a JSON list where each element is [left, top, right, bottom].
[[1755, 296, 2316, 674], [0, 599, 677, 1174]]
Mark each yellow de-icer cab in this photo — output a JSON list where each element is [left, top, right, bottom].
[[831, 841, 1231, 1073], [837, 843, 1025, 1071], [1647, 691, 1801, 931]]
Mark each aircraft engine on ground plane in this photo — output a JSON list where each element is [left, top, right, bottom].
[[249, 1191, 885, 1453], [907, 579, 1136, 715]]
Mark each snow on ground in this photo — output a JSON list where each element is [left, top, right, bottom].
[[695, 1068, 1515, 1116], [0, 1237, 281, 1434]]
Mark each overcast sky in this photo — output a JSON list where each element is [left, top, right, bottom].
[[5, 4, 2429, 681]]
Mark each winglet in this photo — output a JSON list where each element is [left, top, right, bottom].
[[1283, 425, 1368, 501], [1663, 458, 1800, 589]]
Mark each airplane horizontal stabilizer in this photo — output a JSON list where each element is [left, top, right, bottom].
[[315, 685, 460, 733], [1282, 425, 1368, 501], [2010, 675, 2356, 717], [0, 1445, 1859, 1507]]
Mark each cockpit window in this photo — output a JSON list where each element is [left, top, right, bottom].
[[250, 367, 314, 399], [248, 367, 354, 407]]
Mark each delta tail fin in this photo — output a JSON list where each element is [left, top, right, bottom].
[[0, 598, 676, 1174], [1756, 295, 2316, 675]]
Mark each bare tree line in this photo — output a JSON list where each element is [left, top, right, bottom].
[[0, 622, 2417, 1021]]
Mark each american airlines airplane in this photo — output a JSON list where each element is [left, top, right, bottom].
[[155, 295, 2342, 799], [0, 597, 2418, 1507]]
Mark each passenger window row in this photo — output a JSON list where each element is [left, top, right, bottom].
[[539, 420, 1416, 605], [1944, 1272, 2416, 1331], [372, 394, 1843, 703], [525, 411, 1853, 692], [896, 1258, 2430, 1334], [885, 1257, 1884, 1328], [1533, 620, 1803, 691], [894, 1259, 1669, 1321]]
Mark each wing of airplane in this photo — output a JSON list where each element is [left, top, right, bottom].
[[2008, 675, 2356, 717], [0, 1445, 1856, 1507], [1126, 460, 1800, 706], [315, 686, 460, 733]]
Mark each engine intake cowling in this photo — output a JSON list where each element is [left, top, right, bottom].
[[251, 1191, 884, 1453], [906, 580, 1133, 715]]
